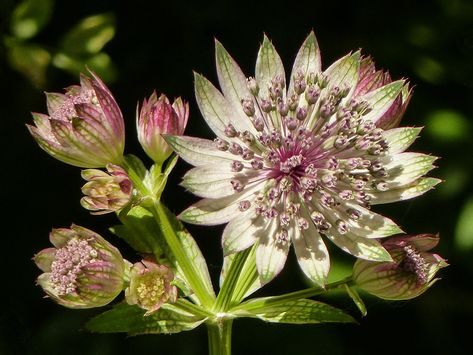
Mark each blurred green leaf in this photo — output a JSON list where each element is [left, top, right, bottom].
[[52, 52, 117, 82], [413, 57, 444, 84], [425, 109, 470, 142], [10, 0, 54, 39], [327, 260, 352, 283], [5, 38, 50, 87], [455, 197, 473, 250], [86, 303, 206, 335], [59, 13, 115, 55], [437, 166, 469, 198]]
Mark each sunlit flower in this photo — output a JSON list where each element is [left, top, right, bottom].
[[34, 225, 128, 308], [27, 71, 125, 168], [137, 92, 189, 165], [353, 233, 447, 300], [165, 32, 440, 286], [80, 163, 133, 214], [125, 260, 178, 315]]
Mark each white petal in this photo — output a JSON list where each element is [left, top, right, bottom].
[[369, 177, 441, 205], [324, 51, 360, 100], [293, 206, 330, 287], [182, 165, 260, 199], [288, 31, 322, 96], [256, 219, 290, 284], [384, 152, 438, 188], [255, 35, 286, 99], [358, 80, 405, 124], [383, 127, 422, 154], [326, 231, 392, 262], [164, 135, 244, 167], [214, 40, 259, 135], [222, 209, 262, 255], [179, 183, 263, 225]]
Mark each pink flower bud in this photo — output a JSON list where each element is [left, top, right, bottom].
[[353, 234, 448, 300], [34, 225, 128, 309], [137, 92, 189, 165], [27, 71, 125, 168], [125, 260, 178, 315], [80, 164, 133, 215]]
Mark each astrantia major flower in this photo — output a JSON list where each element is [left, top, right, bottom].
[[27, 71, 125, 168], [165, 32, 440, 286]]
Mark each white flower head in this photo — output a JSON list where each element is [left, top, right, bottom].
[[165, 32, 439, 286]]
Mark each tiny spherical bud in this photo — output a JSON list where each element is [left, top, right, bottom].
[[231, 160, 244, 172], [296, 106, 308, 120], [346, 208, 362, 220], [252, 117, 265, 131], [334, 135, 348, 149], [240, 130, 255, 144], [305, 85, 320, 105], [310, 211, 325, 224], [242, 148, 255, 160], [215, 138, 229, 151], [231, 179, 244, 192], [247, 77, 259, 95], [285, 117, 298, 131], [276, 229, 289, 244], [260, 99, 273, 113], [125, 260, 178, 315], [225, 123, 239, 138], [317, 73, 329, 88], [80, 164, 133, 215], [239, 200, 251, 211], [375, 180, 389, 191], [320, 103, 335, 119], [294, 78, 307, 95], [258, 132, 271, 146], [241, 97, 255, 116], [229, 142, 243, 155], [277, 101, 289, 116], [287, 94, 299, 110], [353, 234, 448, 300], [34, 225, 128, 309], [298, 217, 310, 230], [336, 219, 349, 234], [251, 159, 264, 169], [305, 163, 317, 176], [339, 190, 354, 200]]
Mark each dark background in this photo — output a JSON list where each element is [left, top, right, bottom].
[[1, 0, 472, 354]]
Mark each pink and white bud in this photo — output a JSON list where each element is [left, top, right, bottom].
[[137, 92, 189, 165], [80, 163, 133, 215], [27, 71, 125, 168], [34, 225, 129, 309], [125, 260, 178, 315], [353, 234, 448, 300]]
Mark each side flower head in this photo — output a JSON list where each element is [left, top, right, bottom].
[[80, 163, 133, 215], [27, 70, 125, 168], [137, 92, 189, 165], [125, 260, 178, 315], [353, 233, 448, 300], [33, 225, 129, 309], [164, 32, 440, 286]]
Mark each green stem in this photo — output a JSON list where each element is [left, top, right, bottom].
[[207, 319, 233, 355], [150, 201, 215, 309]]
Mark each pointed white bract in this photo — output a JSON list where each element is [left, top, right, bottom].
[[167, 32, 437, 287]]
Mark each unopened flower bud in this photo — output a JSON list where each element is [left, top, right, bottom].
[[34, 225, 129, 308], [137, 92, 189, 165], [125, 260, 178, 315], [80, 164, 132, 214], [353, 234, 447, 300]]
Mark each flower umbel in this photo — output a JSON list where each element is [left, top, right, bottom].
[[80, 163, 133, 214], [137, 92, 189, 165], [125, 260, 178, 315], [34, 225, 128, 308], [353, 234, 447, 300], [165, 32, 440, 286], [27, 71, 125, 168]]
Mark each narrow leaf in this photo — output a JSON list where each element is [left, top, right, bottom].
[[344, 284, 367, 317]]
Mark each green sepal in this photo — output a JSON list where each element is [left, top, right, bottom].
[[232, 298, 356, 324], [344, 284, 367, 317], [123, 154, 147, 180], [86, 303, 206, 335]]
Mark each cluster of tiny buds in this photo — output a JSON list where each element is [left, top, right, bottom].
[[50, 237, 98, 295], [210, 69, 396, 238], [399, 245, 428, 285]]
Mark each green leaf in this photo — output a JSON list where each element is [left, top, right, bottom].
[[52, 52, 117, 82], [344, 285, 367, 317], [233, 298, 356, 324], [455, 196, 473, 251], [86, 303, 206, 335], [5, 38, 50, 87], [59, 13, 115, 55], [10, 0, 54, 39], [124, 154, 147, 180]]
